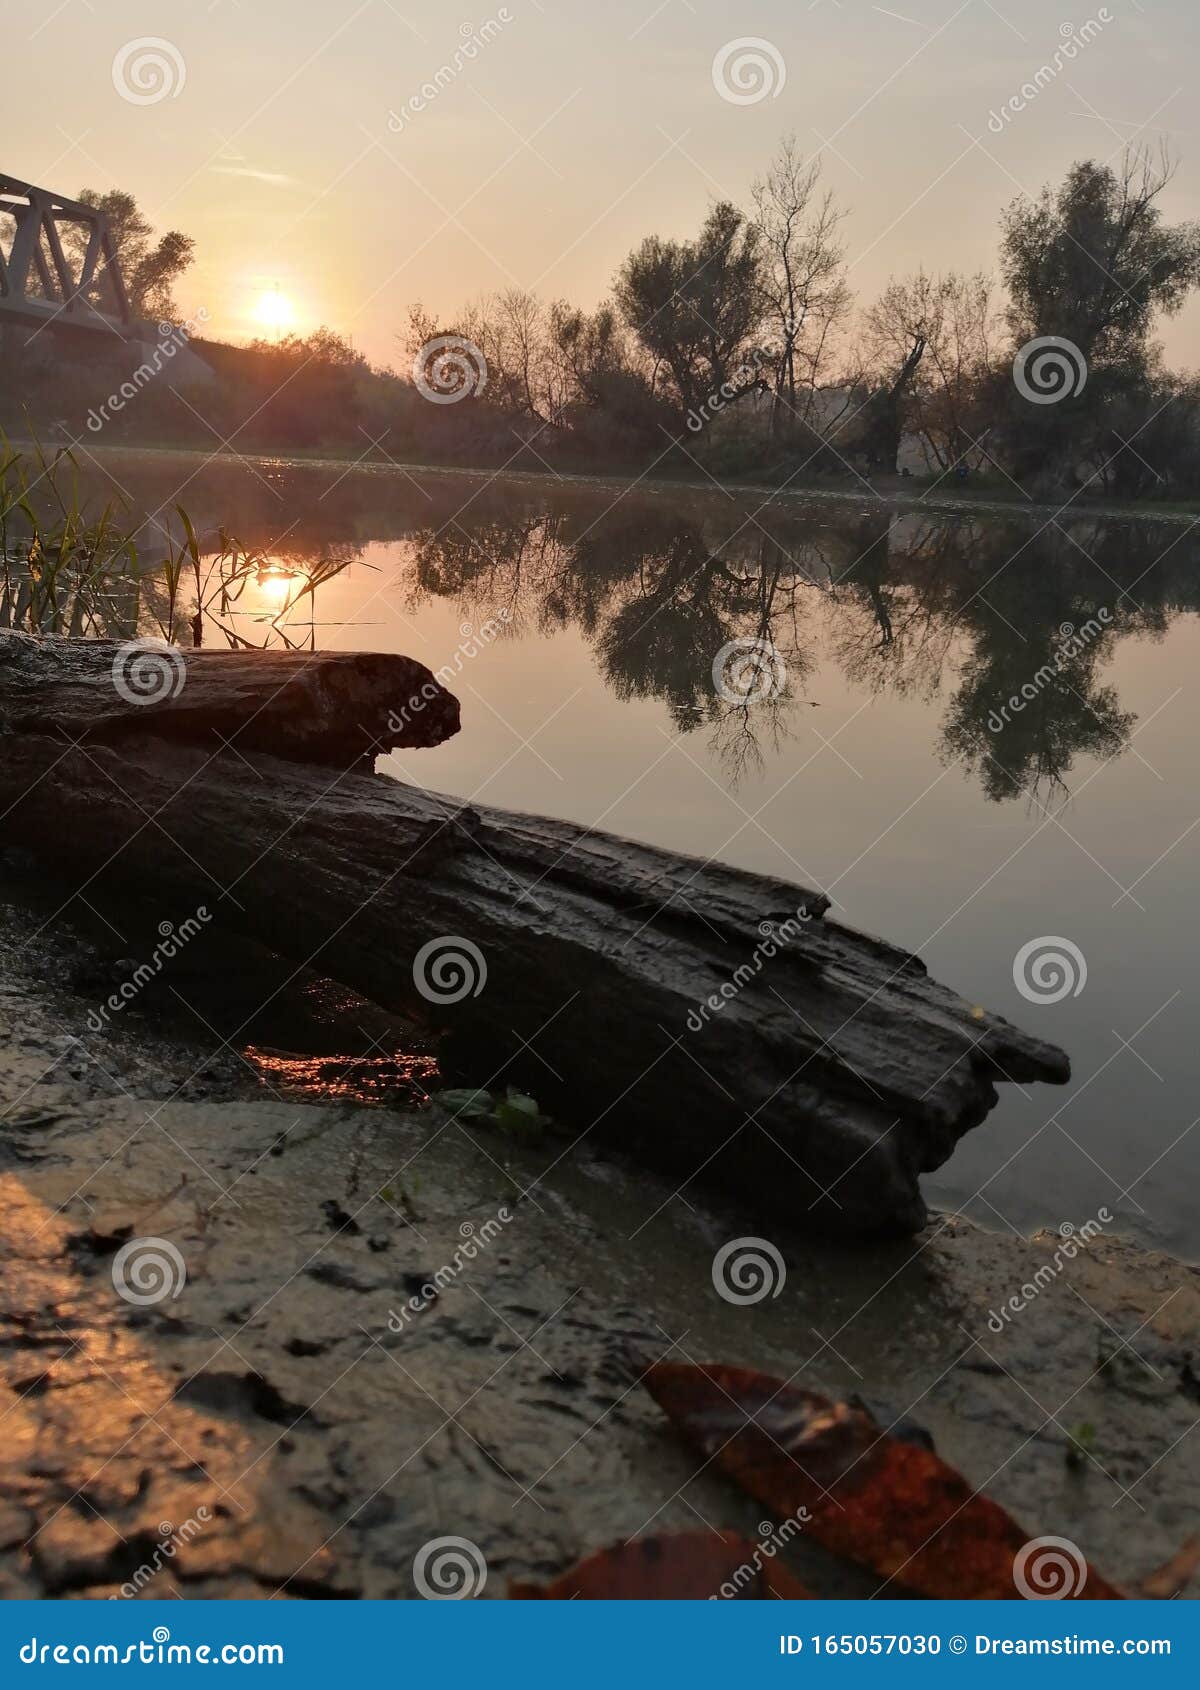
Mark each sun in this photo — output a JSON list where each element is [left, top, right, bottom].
[[254, 286, 295, 333]]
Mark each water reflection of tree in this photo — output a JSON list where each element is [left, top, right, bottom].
[[400, 498, 1195, 800], [938, 528, 1138, 803], [944, 633, 1133, 803], [408, 508, 821, 780], [825, 515, 966, 703], [814, 514, 1161, 803], [58, 453, 1196, 801]]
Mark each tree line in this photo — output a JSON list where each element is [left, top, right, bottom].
[[407, 138, 1200, 499], [6, 142, 1200, 502]]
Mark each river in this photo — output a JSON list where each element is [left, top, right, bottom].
[[60, 448, 1200, 1256]]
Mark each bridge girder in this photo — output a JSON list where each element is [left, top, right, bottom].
[[0, 173, 133, 338]]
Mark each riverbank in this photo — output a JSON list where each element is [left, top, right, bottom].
[[25, 436, 1200, 529], [1, 863, 1196, 1599]]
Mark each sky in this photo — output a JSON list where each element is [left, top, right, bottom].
[[7, 0, 1200, 368]]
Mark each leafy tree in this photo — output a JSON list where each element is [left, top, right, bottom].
[[999, 147, 1200, 485], [68, 190, 195, 320], [1001, 147, 1200, 369], [614, 202, 764, 418], [1093, 374, 1200, 499], [547, 300, 666, 448]]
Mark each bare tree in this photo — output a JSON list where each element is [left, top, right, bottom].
[[750, 136, 851, 434], [492, 288, 554, 422], [865, 270, 1000, 471], [405, 291, 557, 423]]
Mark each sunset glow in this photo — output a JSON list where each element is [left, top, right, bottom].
[[3, 0, 1200, 1638]]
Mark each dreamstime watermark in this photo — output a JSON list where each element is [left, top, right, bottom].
[[412, 936, 487, 1004], [686, 903, 815, 1032], [111, 1237, 187, 1306], [1013, 1535, 1089, 1599], [109, 1509, 212, 1599], [711, 1509, 811, 1598], [86, 908, 212, 1032], [387, 612, 511, 733], [712, 1236, 786, 1305], [712, 38, 786, 105], [686, 349, 768, 432], [987, 612, 1112, 732], [712, 636, 787, 705], [986, 1209, 1112, 1332], [1013, 335, 1088, 404], [987, 14, 1112, 133], [412, 1535, 488, 1598], [112, 37, 187, 105], [387, 1209, 512, 1333], [387, 13, 513, 132], [111, 637, 187, 706], [412, 334, 489, 404], [18, 1631, 283, 1667], [87, 310, 211, 433], [1013, 936, 1087, 1003]]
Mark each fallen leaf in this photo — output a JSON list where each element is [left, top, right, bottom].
[[639, 1362, 1123, 1600], [1140, 1535, 1200, 1599], [511, 1531, 813, 1600]]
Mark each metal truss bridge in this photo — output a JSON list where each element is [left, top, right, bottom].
[[0, 173, 133, 337]]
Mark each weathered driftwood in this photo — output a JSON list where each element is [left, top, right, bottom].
[[0, 712, 1069, 1235], [0, 629, 460, 763]]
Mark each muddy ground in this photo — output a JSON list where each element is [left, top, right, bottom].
[[0, 863, 1197, 1600]]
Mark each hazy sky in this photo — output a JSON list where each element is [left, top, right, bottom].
[[10, 0, 1200, 367]]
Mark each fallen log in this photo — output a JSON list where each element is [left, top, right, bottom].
[[0, 712, 1069, 1235], [0, 629, 460, 762]]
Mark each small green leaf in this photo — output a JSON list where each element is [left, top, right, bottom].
[[434, 1087, 495, 1120], [494, 1091, 550, 1139]]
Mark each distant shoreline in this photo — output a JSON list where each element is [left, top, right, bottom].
[[22, 435, 1200, 527]]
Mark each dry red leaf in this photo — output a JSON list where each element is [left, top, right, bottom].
[[511, 1531, 814, 1600], [639, 1361, 1124, 1600], [1141, 1535, 1200, 1599]]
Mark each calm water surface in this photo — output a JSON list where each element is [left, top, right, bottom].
[[74, 451, 1200, 1255]]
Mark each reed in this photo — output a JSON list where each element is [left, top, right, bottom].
[[0, 437, 350, 649]]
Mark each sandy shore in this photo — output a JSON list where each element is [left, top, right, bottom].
[[1, 865, 1196, 1599]]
